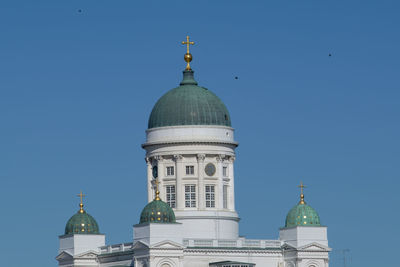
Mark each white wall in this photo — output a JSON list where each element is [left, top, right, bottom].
[[279, 226, 328, 248], [145, 125, 236, 144], [134, 223, 183, 246], [59, 234, 105, 255]]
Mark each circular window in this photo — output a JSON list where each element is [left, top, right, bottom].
[[205, 163, 216, 176]]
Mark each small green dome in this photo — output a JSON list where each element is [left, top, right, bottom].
[[285, 202, 321, 228], [148, 70, 231, 129], [65, 207, 100, 235], [139, 198, 176, 224]]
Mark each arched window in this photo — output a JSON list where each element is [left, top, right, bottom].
[[161, 264, 171, 267]]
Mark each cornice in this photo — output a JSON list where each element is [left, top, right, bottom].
[[142, 140, 239, 149]]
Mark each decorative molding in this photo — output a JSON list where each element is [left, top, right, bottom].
[[154, 155, 163, 161], [150, 240, 185, 249], [216, 154, 225, 162], [197, 153, 206, 162], [173, 154, 183, 162], [297, 242, 331, 252], [183, 247, 282, 256], [142, 140, 239, 149], [145, 157, 153, 165]]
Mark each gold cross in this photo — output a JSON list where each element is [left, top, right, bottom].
[[298, 181, 306, 195], [298, 181, 306, 204], [77, 191, 85, 204], [77, 191, 86, 213], [182, 35, 194, 54]]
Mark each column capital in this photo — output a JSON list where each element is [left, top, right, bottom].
[[228, 156, 236, 163], [216, 154, 226, 162], [154, 155, 163, 161], [197, 153, 206, 162], [173, 154, 183, 162], [145, 157, 152, 164]]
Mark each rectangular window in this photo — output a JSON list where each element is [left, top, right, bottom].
[[166, 185, 176, 208], [185, 185, 196, 208], [223, 166, 228, 177], [205, 185, 215, 208], [186, 165, 195, 175], [223, 185, 228, 209], [166, 166, 174, 176]]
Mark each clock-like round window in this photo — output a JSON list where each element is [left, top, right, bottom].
[[205, 163, 216, 176]]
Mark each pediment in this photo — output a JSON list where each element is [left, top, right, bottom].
[[75, 250, 99, 259], [298, 242, 331, 252], [150, 240, 184, 249], [133, 240, 150, 250], [56, 251, 73, 261]]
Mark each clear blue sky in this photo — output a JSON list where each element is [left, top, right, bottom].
[[0, 1, 398, 266]]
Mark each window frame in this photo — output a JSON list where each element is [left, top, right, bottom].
[[185, 165, 195, 175], [165, 185, 176, 208], [166, 166, 175, 176], [185, 184, 196, 208], [223, 185, 228, 209], [205, 185, 216, 208], [223, 166, 228, 177]]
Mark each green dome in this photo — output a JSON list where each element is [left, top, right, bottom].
[[65, 208, 100, 235], [139, 198, 176, 224], [285, 202, 321, 228], [148, 70, 231, 129]]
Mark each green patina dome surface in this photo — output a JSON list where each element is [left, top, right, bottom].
[[139, 198, 176, 224], [148, 70, 231, 129], [65, 210, 100, 235], [285, 202, 321, 228]]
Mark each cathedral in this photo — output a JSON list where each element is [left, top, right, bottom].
[[56, 37, 331, 267]]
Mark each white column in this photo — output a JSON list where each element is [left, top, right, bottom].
[[146, 157, 153, 203], [217, 154, 225, 209], [174, 154, 184, 209], [229, 156, 236, 211], [197, 154, 205, 210]]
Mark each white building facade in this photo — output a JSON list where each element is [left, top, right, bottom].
[[57, 45, 331, 267]]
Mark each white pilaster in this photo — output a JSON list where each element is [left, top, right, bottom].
[[174, 154, 184, 210], [197, 154, 205, 209], [146, 157, 153, 203], [229, 156, 236, 211], [217, 154, 224, 209]]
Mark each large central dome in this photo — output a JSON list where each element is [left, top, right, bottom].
[[148, 70, 231, 129]]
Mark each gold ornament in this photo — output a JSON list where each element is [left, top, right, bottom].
[[77, 191, 86, 213], [181, 35, 195, 70]]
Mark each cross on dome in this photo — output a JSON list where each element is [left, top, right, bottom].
[[182, 35, 194, 54], [298, 181, 306, 204], [181, 35, 195, 70], [77, 191, 86, 213]]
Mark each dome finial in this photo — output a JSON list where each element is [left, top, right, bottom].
[[77, 191, 86, 213], [181, 35, 195, 70], [298, 181, 306, 204], [154, 179, 161, 201]]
